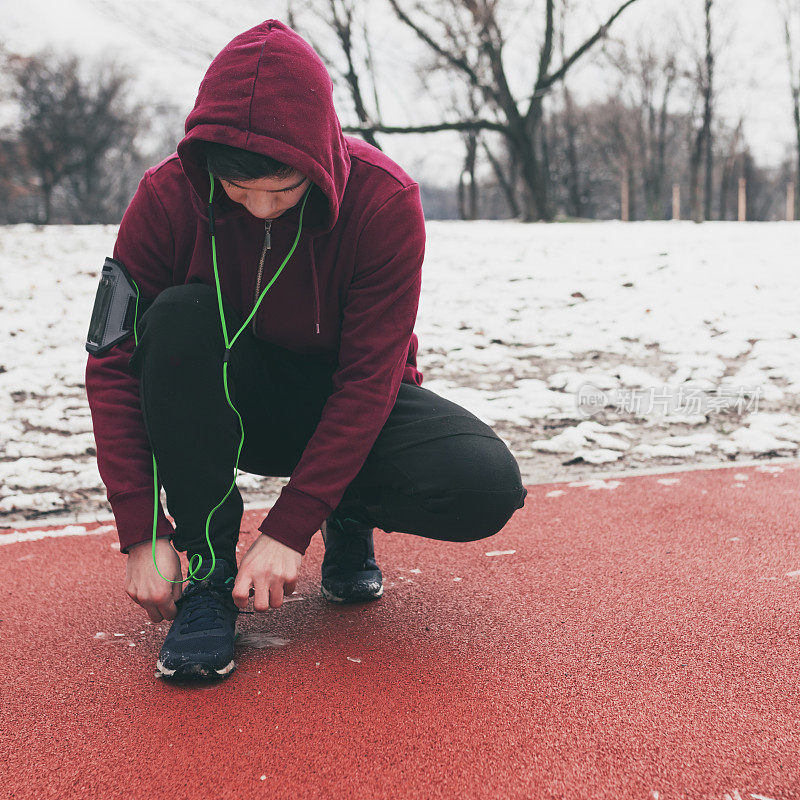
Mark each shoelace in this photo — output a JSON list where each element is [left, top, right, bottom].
[[177, 581, 236, 633]]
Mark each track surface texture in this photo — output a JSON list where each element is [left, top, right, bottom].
[[2, 461, 800, 800]]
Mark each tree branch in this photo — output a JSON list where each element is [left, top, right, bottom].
[[525, 0, 641, 120], [536, 0, 555, 93], [342, 119, 509, 135], [386, 0, 501, 105]]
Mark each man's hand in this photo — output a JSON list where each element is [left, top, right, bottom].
[[124, 538, 183, 622], [232, 534, 301, 612]]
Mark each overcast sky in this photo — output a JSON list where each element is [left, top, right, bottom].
[[2, 0, 796, 184]]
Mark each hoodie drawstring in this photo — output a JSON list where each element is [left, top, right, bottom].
[[311, 260, 320, 334]]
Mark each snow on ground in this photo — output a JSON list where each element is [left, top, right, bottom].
[[0, 220, 798, 525]]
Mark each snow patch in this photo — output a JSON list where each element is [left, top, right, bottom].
[[0, 523, 108, 546], [568, 479, 622, 491]]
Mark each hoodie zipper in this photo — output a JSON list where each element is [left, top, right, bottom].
[[251, 218, 272, 337]]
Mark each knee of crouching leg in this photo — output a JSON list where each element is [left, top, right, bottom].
[[139, 282, 221, 338], [460, 486, 527, 540], [415, 434, 528, 541], [146, 282, 217, 318], [421, 484, 527, 542]]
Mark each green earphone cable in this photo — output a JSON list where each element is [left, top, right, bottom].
[[129, 170, 313, 584]]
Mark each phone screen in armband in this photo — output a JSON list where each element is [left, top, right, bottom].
[[85, 257, 143, 357]]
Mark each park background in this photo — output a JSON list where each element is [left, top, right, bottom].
[[1, 0, 799, 529]]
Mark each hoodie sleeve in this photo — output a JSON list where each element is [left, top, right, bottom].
[[257, 183, 425, 554], [85, 173, 176, 554]]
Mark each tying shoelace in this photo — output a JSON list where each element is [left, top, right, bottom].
[[177, 581, 239, 632]]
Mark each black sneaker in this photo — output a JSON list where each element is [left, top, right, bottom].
[[155, 558, 240, 680], [320, 513, 383, 603]]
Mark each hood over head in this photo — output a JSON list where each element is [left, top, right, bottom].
[[177, 19, 351, 238]]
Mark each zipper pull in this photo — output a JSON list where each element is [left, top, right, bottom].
[[265, 219, 272, 250]]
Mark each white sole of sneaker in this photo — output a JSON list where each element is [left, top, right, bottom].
[[155, 658, 236, 680]]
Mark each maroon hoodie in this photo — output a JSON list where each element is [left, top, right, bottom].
[[85, 19, 426, 556]]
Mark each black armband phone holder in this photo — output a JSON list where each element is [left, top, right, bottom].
[[85, 257, 152, 357]]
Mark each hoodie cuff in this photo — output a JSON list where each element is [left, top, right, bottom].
[[257, 485, 332, 555], [110, 487, 175, 555]]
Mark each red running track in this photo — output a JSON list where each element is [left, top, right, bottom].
[[2, 461, 800, 800]]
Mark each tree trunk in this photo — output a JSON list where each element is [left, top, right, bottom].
[[794, 86, 800, 218], [562, 87, 583, 217], [457, 130, 478, 219], [702, 0, 715, 221], [690, 127, 704, 223], [719, 156, 730, 221], [42, 184, 52, 225], [482, 138, 520, 218], [517, 103, 551, 221]]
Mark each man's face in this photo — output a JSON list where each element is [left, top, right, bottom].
[[218, 170, 311, 220]]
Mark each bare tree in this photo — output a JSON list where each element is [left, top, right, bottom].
[[297, 0, 510, 218], [779, 0, 800, 217], [604, 30, 680, 219], [457, 90, 481, 219], [0, 44, 33, 222], [480, 135, 521, 217], [5, 47, 146, 223], [718, 117, 743, 220], [684, 0, 717, 222], [701, 0, 715, 221], [342, 0, 641, 221], [413, 27, 486, 219], [556, 0, 585, 218], [288, 0, 384, 150], [0, 136, 35, 223], [545, 93, 786, 220], [5, 49, 83, 223], [62, 64, 143, 222], [546, 96, 634, 219]]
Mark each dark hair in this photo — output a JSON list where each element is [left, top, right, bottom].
[[202, 141, 296, 181]]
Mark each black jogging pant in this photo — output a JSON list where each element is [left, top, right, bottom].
[[127, 282, 528, 569]]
